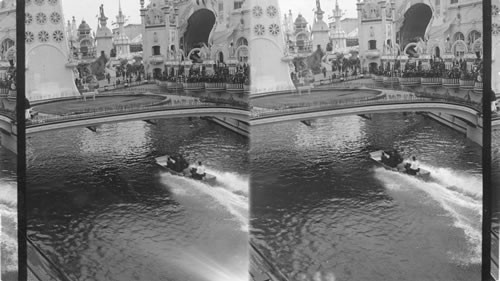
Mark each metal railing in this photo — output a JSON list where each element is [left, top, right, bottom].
[[492, 230, 499, 281], [251, 95, 480, 119], [27, 100, 249, 127], [250, 242, 289, 281]]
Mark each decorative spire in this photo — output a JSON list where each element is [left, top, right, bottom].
[[117, 0, 125, 26], [315, 0, 324, 20], [98, 4, 108, 28]]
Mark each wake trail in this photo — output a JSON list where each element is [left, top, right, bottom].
[[374, 165, 482, 264], [160, 170, 249, 232]]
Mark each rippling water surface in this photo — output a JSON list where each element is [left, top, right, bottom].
[[251, 113, 482, 281], [0, 145, 17, 281], [27, 118, 249, 281]]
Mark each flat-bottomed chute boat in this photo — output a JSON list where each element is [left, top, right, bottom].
[[369, 150, 431, 181], [155, 155, 217, 184]]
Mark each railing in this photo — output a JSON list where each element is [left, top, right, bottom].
[[27, 100, 249, 127], [492, 230, 499, 281], [250, 242, 289, 281], [91, 80, 155, 92], [250, 95, 480, 119], [27, 236, 73, 281]]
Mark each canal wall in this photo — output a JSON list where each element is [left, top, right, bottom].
[[0, 130, 16, 154], [423, 112, 482, 146], [206, 117, 249, 137]]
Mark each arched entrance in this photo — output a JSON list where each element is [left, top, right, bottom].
[[153, 68, 162, 79], [434, 46, 440, 58], [399, 3, 432, 50], [0, 38, 15, 60], [183, 9, 216, 56], [236, 46, 249, 63]]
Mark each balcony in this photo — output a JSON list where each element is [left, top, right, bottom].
[[365, 49, 381, 59], [149, 55, 165, 65]]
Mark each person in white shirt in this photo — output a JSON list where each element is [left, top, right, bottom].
[[197, 161, 205, 175], [191, 161, 206, 180], [407, 156, 420, 175]]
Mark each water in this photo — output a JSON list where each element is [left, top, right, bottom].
[[251, 113, 482, 281], [27, 118, 249, 281], [0, 145, 17, 281]]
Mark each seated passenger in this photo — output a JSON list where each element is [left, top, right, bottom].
[[178, 155, 189, 171], [381, 152, 389, 165], [406, 156, 420, 175], [392, 150, 403, 165], [191, 161, 206, 180], [166, 156, 176, 170]]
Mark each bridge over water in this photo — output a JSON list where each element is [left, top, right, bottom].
[[27, 98, 249, 135], [250, 83, 483, 145]]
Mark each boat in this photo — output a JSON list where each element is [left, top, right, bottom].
[[369, 150, 431, 180], [155, 155, 217, 184]]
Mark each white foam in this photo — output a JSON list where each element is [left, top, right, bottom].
[[374, 166, 482, 264], [0, 180, 17, 272], [172, 249, 247, 281], [0, 180, 17, 207], [160, 171, 249, 232]]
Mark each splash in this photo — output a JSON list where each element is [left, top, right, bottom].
[[204, 168, 249, 196], [172, 249, 247, 281], [422, 164, 482, 200], [159, 171, 249, 232], [0, 180, 17, 273], [374, 166, 482, 264]]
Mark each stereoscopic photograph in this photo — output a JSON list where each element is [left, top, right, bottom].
[[250, 0, 484, 280], [25, 0, 249, 280], [0, 0, 17, 280]]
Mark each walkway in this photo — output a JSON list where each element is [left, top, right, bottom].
[[250, 81, 481, 127], [27, 98, 249, 134]]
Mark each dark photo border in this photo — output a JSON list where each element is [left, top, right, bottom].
[[16, 0, 26, 280]]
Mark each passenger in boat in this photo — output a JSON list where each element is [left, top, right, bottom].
[[178, 155, 189, 171], [381, 151, 389, 165], [406, 156, 420, 175], [392, 149, 404, 166], [166, 156, 176, 170], [190, 161, 206, 180]]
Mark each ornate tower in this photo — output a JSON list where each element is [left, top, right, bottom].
[[95, 4, 113, 58], [329, 0, 346, 51], [250, 0, 295, 94], [141, 0, 169, 78], [311, 0, 329, 52], [25, 0, 79, 101], [114, 0, 130, 58]]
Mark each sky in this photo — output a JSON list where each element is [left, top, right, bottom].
[[278, 0, 357, 26], [61, 0, 357, 31], [62, 0, 142, 31]]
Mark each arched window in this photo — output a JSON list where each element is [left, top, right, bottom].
[[467, 30, 481, 52], [152, 46, 161, 56], [236, 37, 248, 47], [453, 32, 465, 42], [1, 38, 15, 60]]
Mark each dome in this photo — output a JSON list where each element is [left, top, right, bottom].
[[78, 20, 91, 32], [294, 14, 308, 26], [312, 19, 328, 32]]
